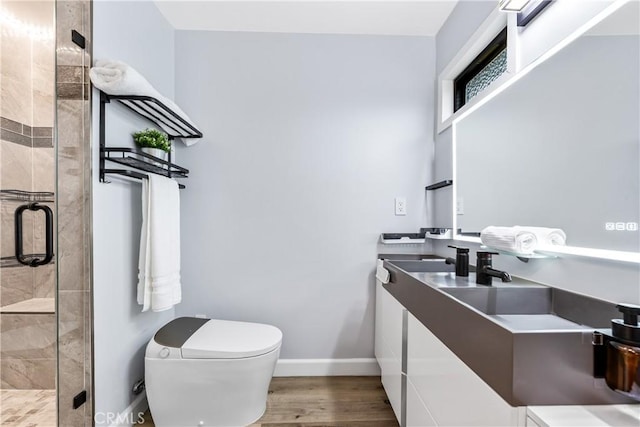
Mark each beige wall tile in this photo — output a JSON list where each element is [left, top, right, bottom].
[[0, 140, 33, 190], [0, 76, 32, 125], [32, 37, 55, 128], [54, 1, 92, 423], [33, 263, 55, 298], [0, 358, 55, 389], [32, 93, 55, 129], [57, 100, 84, 148], [1, 33, 30, 80], [58, 66, 85, 84], [0, 31, 32, 124], [0, 267, 34, 307], [0, 200, 18, 259], [32, 148, 55, 193], [1, 313, 56, 359], [57, 147, 85, 291], [0, 0, 54, 127], [56, 1, 85, 67], [58, 290, 87, 425]]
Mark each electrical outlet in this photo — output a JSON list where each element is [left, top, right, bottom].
[[456, 197, 464, 215], [395, 197, 407, 216]]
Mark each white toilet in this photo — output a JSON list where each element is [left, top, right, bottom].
[[145, 317, 282, 427]]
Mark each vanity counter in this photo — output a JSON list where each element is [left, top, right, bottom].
[[382, 260, 634, 406]]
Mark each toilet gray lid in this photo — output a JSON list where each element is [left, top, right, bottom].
[[154, 317, 210, 348]]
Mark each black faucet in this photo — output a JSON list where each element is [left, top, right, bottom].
[[445, 245, 469, 277], [476, 251, 512, 285]]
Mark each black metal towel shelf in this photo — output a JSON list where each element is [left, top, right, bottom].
[[425, 180, 453, 191], [99, 91, 199, 189], [102, 92, 202, 139]]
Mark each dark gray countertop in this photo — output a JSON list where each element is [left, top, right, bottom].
[[381, 260, 634, 406]]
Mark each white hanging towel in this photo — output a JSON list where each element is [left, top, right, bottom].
[[137, 174, 182, 312], [89, 60, 201, 146]]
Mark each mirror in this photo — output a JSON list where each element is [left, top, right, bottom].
[[454, 1, 639, 253]]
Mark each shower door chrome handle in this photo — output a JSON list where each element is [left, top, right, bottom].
[[15, 203, 54, 267]]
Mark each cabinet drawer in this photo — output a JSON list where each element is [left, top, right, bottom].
[[406, 376, 437, 427], [376, 280, 404, 354], [375, 279, 405, 424], [526, 416, 542, 427], [407, 313, 517, 426]]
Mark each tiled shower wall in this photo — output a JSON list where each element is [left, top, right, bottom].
[[56, 1, 93, 425], [1, 1, 94, 425], [0, 0, 57, 390]]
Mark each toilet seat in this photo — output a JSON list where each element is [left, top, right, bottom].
[[152, 317, 282, 359], [182, 318, 282, 359]]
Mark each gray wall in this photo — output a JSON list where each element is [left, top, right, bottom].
[[174, 31, 436, 359], [432, 1, 640, 304], [92, 1, 175, 420]]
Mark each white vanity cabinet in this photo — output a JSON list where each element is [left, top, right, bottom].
[[406, 313, 523, 426], [375, 278, 405, 423]]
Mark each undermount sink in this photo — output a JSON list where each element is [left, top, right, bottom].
[[440, 285, 551, 315], [429, 273, 619, 330], [440, 284, 591, 331]]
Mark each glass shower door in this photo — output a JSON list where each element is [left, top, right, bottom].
[[0, 1, 57, 426]]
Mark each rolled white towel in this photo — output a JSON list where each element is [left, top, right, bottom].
[[480, 226, 538, 254], [516, 226, 567, 246], [90, 60, 201, 146]]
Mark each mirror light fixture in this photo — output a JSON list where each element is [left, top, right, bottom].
[[499, 0, 532, 12]]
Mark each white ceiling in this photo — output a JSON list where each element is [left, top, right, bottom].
[[154, 1, 459, 36]]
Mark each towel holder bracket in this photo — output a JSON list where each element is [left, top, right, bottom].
[[99, 91, 190, 189]]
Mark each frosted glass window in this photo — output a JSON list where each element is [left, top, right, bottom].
[[453, 28, 507, 112], [465, 49, 507, 103]]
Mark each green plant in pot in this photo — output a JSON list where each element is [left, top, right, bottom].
[[133, 128, 171, 164]]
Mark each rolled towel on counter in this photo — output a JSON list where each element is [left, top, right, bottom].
[[481, 226, 567, 255], [528, 227, 567, 246], [89, 60, 201, 146], [480, 226, 539, 254]]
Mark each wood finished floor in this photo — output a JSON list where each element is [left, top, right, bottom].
[[143, 376, 399, 427], [0, 389, 56, 427]]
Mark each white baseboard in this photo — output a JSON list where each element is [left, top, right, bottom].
[[273, 358, 381, 377], [105, 392, 148, 427]]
